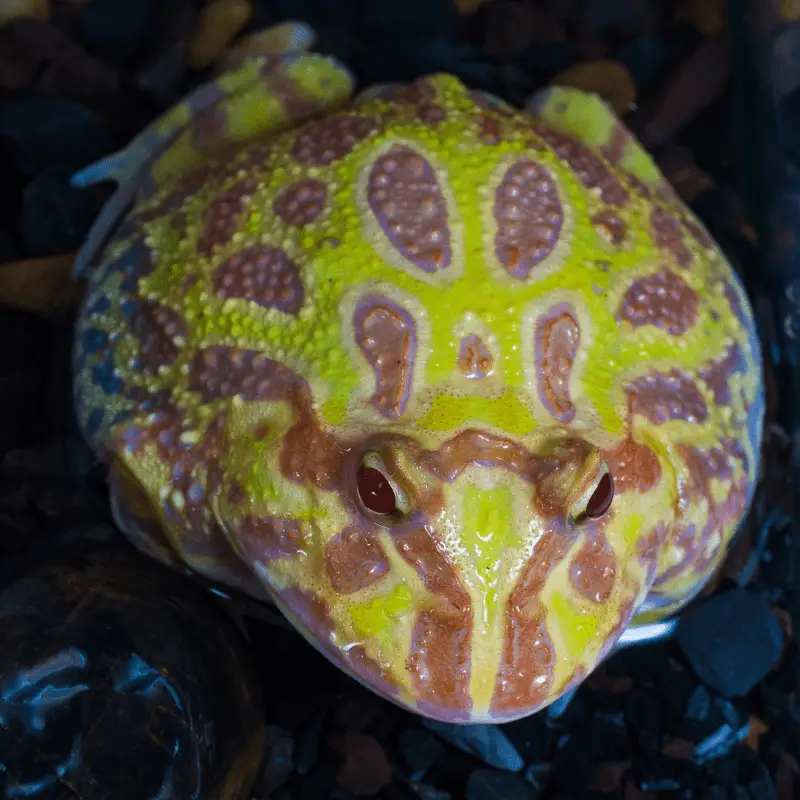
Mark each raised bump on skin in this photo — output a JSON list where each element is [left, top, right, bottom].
[[197, 177, 259, 255], [699, 344, 748, 405], [132, 300, 187, 373], [213, 244, 304, 314], [325, 525, 390, 593], [569, 528, 617, 603], [458, 334, 493, 379], [366, 145, 452, 273], [617, 269, 699, 335], [628, 370, 708, 425], [493, 160, 562, 280], [291, 114, 377, 165], [534, 303, 581, 423], [651, 207, 693, 268], [353, 294, 416, 418], [273, 178, 327, 226]]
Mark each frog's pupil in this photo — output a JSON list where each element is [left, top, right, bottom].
[[586, 473, 614, 519], [358, 467, 396, 515]]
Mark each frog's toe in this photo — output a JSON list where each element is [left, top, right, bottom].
[[526, 85, 667, 193]]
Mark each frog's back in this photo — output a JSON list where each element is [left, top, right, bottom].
[[74, 73, 763, 659]]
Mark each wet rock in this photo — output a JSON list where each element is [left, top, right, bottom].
[[676, 590, 784, 697], [399, 729, 445, 780], [615, 34, 672, 96], [255, 726, 294, 796], [0, 94, 114, 175], [466, 768, 538, 800], [19, 167, 109, 257], [422, 721, 524, 772], [685, 686, 712, 722], [331, 731, 391, 797], [0, 539, 265, 800], [73, 0, 159, 65], [412, 784, 451, 800], [296, 714, 325, 776]]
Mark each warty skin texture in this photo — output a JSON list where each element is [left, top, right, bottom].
[[72, 39, 764, 723]]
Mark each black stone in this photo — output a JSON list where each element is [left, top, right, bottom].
[[0, 94, 115, 176], [422, 722, 524, 772], [19, 167, 110, 258], [255, 725, 295, 796], [676, 590, 784, 697], [73, 0, 160, 65], [465, 768, 538, 800], [399, 729, 446, 780], [0, 538, 265, 800]]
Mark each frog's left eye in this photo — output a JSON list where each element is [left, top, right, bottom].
[[356, 453, 411, 523]]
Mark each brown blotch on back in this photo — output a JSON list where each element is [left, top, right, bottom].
[[132, 301, 186, 374], [213, 244, 304, 314], [238, 516, 303, 562], [533, 123, 628, 206], [197, 177, 258, 255], [628, 369, 708, 424], [458, 334, 493, 379], [617, 268, 699, 335], [603, 437, 662, 493], [393, 523, 472, 712], [418, 103, 446, 126], [273, 179, 327, 226], [699, 344, 747, 405], [534, 304, 581, 423], [494, 159, 563, 280], [569, 528, 617, 603], [367, 145, 451, 273], [591, 209, 626, 244], [353, 294, 416, 418], [651, 207, 693, 268], [188, 346, 307, 404], [325, 525, 390, 594], [491, 526, 568, 714], [291, 114, 377, 165]]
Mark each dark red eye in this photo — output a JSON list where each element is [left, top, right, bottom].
[[585, 473, 614, 519], [357, 467, 397, 515]]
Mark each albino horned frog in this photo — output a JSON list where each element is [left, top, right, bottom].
[[71, 24, 764, 724]]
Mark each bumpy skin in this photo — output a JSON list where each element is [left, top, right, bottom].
[[72, 43, 764, 723]]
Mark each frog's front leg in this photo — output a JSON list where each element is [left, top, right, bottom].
[[71, 22, 354, 277]]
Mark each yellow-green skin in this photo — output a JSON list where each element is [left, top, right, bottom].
[[72, 38, 764, 723]]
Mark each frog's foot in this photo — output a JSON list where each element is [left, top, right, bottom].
[[525, 86, 672, 197], [72, 21, 354, 277]]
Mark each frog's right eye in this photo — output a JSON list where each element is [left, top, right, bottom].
[[356, 453, 411, 524], [357, 467, 397, 515]]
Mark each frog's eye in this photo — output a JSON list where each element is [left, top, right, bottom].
[[585, 472, 614, 519], [356, 453, 411, 523], [571, 468, 615, 524], [357, 467, 396, 515]]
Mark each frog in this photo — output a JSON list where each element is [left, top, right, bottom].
[[71, 22, 764, 724]]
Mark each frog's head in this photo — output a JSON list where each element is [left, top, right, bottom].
[[220, 354, 672, 723]]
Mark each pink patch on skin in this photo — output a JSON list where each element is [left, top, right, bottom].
[[458, 334, 493, 379], [534, 304, 581, 423], [494, 159, 563, 280], [353, 294, 416, 418], [366, 146, 452, 273]]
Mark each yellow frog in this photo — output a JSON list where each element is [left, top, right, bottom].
[[71, 24, 764, 723]]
